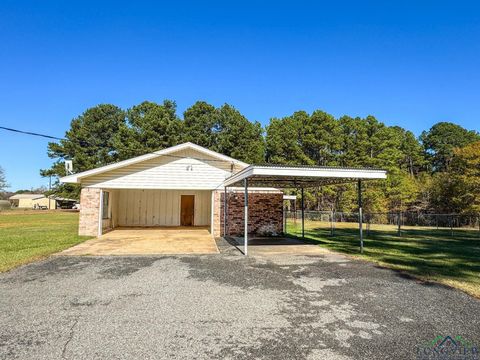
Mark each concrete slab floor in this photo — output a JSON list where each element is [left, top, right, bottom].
[[229, 236, 330, 256], [60, 227, 219, 255]]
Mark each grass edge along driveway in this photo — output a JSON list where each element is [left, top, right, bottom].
[[286, 219, 480, 299], [0, 210, 91, 272]]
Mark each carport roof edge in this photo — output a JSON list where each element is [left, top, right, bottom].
[[223, 164, 387, 188]]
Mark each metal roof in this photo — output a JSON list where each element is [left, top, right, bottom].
[[52, 197, 78, 202], [223, 164, 387, 188], [9, 194, 45, 200], [252, 163, 385, 171]]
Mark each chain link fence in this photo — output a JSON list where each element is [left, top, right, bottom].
[[285, 210, 480, 237]]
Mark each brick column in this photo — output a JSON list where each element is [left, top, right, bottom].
[[212, 190, 222, 238], [78, 188, 101, 236]]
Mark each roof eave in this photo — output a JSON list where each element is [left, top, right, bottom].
[[223, 165, 387, 187], [59, 142, 249, 184]]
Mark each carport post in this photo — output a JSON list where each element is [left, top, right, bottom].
[[223, 186, 227, 237], [397, 211, 402, 237], [294, 198, 297, 224], [330, 210, 335, 236], [301, 187, 305, 239], [244, 178, 248, 256], [358, 180, 363, 253]]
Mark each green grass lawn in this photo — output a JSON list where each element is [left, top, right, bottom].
[[0, 210, 91, 272], [286, 219, 480, 298]]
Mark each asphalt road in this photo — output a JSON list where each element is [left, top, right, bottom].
[[1, 249, 479, 359]]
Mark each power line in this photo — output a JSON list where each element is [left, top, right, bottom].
[[0, 125, 239, 164], [0, 126, 63, 140]]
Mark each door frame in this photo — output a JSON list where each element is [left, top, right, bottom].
[[180, 195, 195, 226]]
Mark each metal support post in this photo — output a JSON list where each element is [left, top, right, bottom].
[[330, 210, 334, 236], [244, 179, 248, 256], [301, 188, 305, 239], [223, 186, 227, 237], [397, 211, 402, 237], [358, 180, 363, 253]]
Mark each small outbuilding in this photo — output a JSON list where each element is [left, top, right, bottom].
[[8, 194, 76, 209], [9, 194, 55, 209]]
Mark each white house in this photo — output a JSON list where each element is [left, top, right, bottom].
[[60, 142, 284, 237]]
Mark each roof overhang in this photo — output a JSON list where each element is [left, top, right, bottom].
[[9, 194, 45, 200], [60, 142, 249, 184], [223, 165, 387, 188]]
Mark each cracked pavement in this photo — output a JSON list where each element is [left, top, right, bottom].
[[0, 250, 479, 359]]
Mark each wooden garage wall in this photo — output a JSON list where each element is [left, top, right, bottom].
[[115, 190, 211, 227]]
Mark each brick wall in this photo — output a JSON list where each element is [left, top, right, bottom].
[[79, 188, 101, 236], [213, 190, 222, 237], [213, 190, 284, 237]]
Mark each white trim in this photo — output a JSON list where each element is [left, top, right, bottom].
[[81, 185, 283, 192], [283, 195, 297, 200], [85, 185, 226, 190], [224, 165, 387, 187], [60, 142, 249, 184]]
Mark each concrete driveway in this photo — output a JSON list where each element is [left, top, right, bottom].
[[60, 227, 219, 255], [1, 244, 479, 359]]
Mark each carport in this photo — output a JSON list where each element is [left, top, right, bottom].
[[223, 165, 387, 255]]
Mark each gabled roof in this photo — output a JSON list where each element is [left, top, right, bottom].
[[9, 194, 45, 200], [60, 142, 249, 184]]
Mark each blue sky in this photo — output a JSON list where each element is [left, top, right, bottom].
[[1, 1, 479, 191]]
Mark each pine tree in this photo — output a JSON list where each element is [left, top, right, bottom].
[[40, 104, 126, 198], [113, 100, 182, 160], [215, 104, 265, 164], [182, 101, 219, 149], [420, 122, 480, 172]]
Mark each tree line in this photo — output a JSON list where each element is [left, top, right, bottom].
[[41, 100, 480, 214]]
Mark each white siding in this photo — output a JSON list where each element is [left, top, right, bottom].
[[82, 149, 236, 189], [116, 189, 211, 227]]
